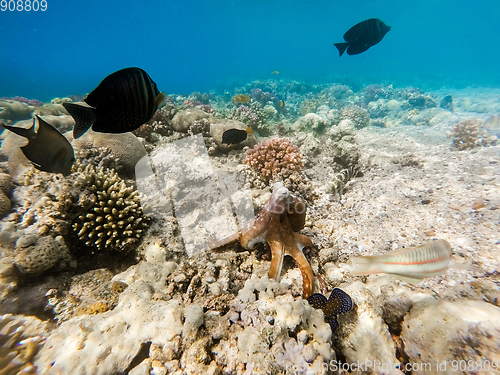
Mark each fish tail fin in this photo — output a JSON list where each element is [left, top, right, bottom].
[[350, 256, 380, 275], [246, 126, 254, 135], [63, 102, 96, 139], [334, 43, 349, 57]]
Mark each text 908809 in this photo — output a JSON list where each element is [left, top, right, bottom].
[[1, 0, 47, 11]]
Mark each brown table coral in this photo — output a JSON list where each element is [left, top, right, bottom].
[[240, 182, 314, 298]]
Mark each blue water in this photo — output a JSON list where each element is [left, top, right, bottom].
[[1, 0, 500, 101]]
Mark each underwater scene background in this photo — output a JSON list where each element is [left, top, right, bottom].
[[0, 1, 500, 375], [2, 0, 500, 99]]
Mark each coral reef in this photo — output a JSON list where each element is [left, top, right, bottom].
[[292, 113, 328, 133], [34, 98, 71, 117], [243, 138, 303, 184], [212, 276, 334, 374], [228, 104, 267, 134], [71, 130, 147, 178], [0, 100, 34, 122], [240, 182, 314, 298], [402, 299, 500, 369], [72, 165, 149, 252], [0, 314, 44, 375], [14, 235, 70, 276], [300, 99, 320, 115], [449, 119, 494, 150], [0, 172, 13, 218], [1, 79, 498, 375], [340, 105, 370, 129], [171, 108, 213, 133]]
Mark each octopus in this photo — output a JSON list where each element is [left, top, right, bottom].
[[240, 182, 315, 298]]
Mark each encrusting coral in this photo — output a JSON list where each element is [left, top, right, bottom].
[[72, 164, 149, 251], [0, 172, 13, 218], [240, 182, 315, 298], [340, 104, 370, 129], [0, 314, 42, 375], [71, 130, 147, 178], [243, 137, 303, 184]]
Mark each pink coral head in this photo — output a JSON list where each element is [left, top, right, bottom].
[[243, 138, 303, 182]]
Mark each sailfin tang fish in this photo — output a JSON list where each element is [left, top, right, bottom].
[[64, 67, 166, 139], [351, 239, 456, 283], [307, 288, 353, 332], [4, 115, 75, 176], [334, 18, 390, 56]]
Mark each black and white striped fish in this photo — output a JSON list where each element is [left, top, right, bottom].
[[64, 67, 166, 139]]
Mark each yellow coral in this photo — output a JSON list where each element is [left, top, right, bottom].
[[73, 165, 149, 251]]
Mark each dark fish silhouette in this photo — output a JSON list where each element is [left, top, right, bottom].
[[334, 18, 391, 56], [222, 126, 254, 145], [4, 115, 75, 176], [63, 67, 166, 139], [440, 95, 454, 111], [307, 288, 353, 331]]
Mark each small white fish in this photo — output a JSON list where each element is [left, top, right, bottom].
[[482, 114, 500, 136], [351, 239, 465, 284]]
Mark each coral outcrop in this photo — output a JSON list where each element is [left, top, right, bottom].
[[71, 130, 147, 178], [450, 119, 485, 150], [14, 235, 69, 276], [0, 172, 13, 218], [402, 299, 500, 371], [72, 165, 149, 252], [340, 105, 370, 129], [171, 108, 213, 133], [0, 100, 34, 122], [213, 276, 334, 374], [243, 138, 303, 184], [0, 314, 45, 375]]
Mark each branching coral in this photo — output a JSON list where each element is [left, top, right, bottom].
[[0, 314, 42, 375], [450, 119, 483, 150], [243, 138, 303, 184], [72, 165, 149, 252], [228, 103, 267, 134]]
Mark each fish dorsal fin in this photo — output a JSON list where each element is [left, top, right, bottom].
[[35, 115, 62, 138], [63, 102, 96, 139]]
